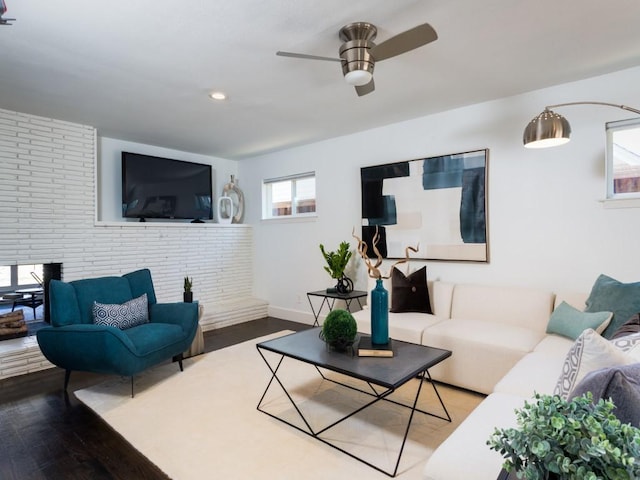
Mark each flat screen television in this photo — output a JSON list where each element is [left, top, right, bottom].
[[121, 152, 213, 221]]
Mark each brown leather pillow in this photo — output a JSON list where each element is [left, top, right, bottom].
[[611, 313, 640, 339], [389, 266, 432, 314]]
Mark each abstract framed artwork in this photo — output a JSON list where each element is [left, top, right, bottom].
[[361, 149, 489, 262]]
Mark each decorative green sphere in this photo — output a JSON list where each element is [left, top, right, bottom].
[[321, 309, 357, 347]]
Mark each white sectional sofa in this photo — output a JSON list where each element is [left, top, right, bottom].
[[351, 278, 591, 479]]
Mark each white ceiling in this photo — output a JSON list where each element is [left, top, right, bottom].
[[2, 0, 640, 160]]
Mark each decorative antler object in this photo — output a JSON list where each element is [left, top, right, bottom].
[[352, 227, 418, 279]]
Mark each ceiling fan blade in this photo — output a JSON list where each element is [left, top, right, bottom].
[[355, 79, 375, 97], [370, 23, 438, 62], [276, 51, 342, 63]]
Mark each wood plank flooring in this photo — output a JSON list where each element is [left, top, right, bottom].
[[0, 318, 307, 480]]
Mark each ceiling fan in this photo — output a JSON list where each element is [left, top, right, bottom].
[[0, 0, 16, 25], [277, 22, 437, 96]]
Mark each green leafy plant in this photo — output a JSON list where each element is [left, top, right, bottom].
[[183, 277, 193, 293], [487, 392, 640, 480], [320, 309, 357, 349], [319, 241, 352, 279]]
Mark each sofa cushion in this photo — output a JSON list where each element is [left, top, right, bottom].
[[351, 309, 443, 344], [425, 319, 544, 394], [49, 280, 83, 327], [611, 313, 640, 339], [431, 281, 454, 318], [423, 392, 525, 480], [93, 294, 149, 330], [123, 268, 158, 305], [123, 322, 186, 356], [532, 333, 575, 356], [569, 364, 640, 427], [389, 266, 432, 314], [449, 284, 554, 333], [554, 328, 636, 398], [494, 352, 569, 397], [72, 276, 135, 324], [546, 301, 611, 340], [585, 274, 640, 339]]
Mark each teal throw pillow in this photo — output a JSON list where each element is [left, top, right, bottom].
[[585, 274, 640, 339], [546, 301, 612, 340]]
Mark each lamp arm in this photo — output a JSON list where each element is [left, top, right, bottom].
[[545, 101, 640, 116]]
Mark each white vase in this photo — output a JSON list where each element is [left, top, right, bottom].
[[217, 196, 233, 224], [222, 175, 244, 223]]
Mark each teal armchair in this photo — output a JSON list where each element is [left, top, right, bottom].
[[37, 269, 198, 396]]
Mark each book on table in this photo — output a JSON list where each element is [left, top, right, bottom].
[[358, 336, 394, 357]]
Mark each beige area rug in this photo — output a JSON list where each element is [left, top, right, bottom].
[[75, 331, 484, 479]]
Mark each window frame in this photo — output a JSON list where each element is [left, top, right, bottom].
[[0, 264, 43, 295], [262, 172, 317, 220], [605, 118, 640, 201]]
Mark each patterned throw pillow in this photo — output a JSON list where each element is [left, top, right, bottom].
[[93, 293, 149, 330], [611, 332, 640, 361], [554, 328, 635, 399]]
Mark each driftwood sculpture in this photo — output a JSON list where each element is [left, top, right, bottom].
[[352, 227, 418, 279]]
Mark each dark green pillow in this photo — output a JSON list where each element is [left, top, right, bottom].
[[389, 266, 432, 314], [585, 274, 640, 339], [611, 313, 640, 339]]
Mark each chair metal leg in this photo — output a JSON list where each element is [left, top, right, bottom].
[[173, 353, 184, 371], [64, 370, 71, 391]]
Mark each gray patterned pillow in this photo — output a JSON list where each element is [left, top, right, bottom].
[[93, 293, 149, 329], [553, 328, 635, 399], [611, 332, 640, 361]]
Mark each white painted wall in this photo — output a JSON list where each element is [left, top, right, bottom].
[[0, 108, 263, 339], [97, 137, 238, 222], [239, 66, 640, 323]]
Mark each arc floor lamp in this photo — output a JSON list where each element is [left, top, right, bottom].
[[523, 101, 640, 148]]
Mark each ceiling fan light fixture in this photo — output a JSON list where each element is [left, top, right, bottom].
[[523, 109, 571, 148], [344, 69, 373, 87]]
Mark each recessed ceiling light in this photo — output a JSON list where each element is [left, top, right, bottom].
[[209, 91, 227, 101]]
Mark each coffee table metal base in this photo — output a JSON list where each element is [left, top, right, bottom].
[[256, 350, 451, 477]]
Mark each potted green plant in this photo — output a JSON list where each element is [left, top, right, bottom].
[[319, 309, 357, 352], [183, 276, 193, 303], [319, 241, 353, 294], [487, 392, 640, 480]]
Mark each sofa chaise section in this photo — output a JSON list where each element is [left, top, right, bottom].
[[424, 284, 555, 394]]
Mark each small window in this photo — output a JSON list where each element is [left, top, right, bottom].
[[0, 264, 43, 294], [606, 118, 640, 199], [262, 172, 316, 219]]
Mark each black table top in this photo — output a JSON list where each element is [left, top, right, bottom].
[[257, 328, 452, 389], [307, 289, 368, 299]]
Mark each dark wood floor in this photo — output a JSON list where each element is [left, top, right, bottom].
[[0, 318, 307, 480]]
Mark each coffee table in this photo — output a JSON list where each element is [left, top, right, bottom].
[[256, 328, 452, 477]]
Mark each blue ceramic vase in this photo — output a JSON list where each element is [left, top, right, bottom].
[[370, 278, 389, 345]]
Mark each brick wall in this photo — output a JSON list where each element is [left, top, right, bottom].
[[0, 108, 264, 378]]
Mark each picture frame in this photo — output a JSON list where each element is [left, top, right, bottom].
[[360, 149, 489, 262]]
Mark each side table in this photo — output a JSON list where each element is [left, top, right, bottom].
[[306, 289, 367, 327], [185, 303, 205, 358]]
